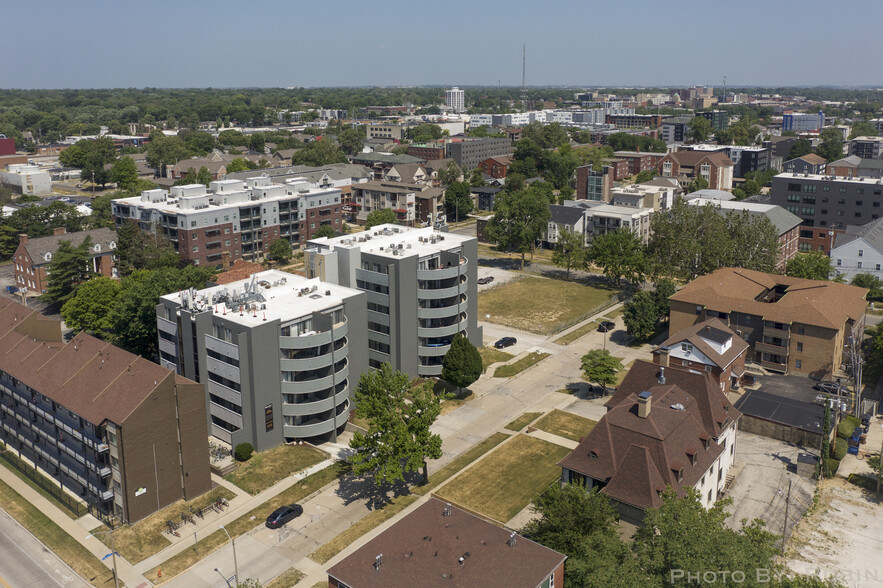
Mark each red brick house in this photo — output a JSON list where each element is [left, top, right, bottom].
[[13, 228, 118, 295], [657, 151, 734, 191], [614, 151, 666, 176], [327, 497, 566, 588], [653, 318, 748, 394], [477, 155, 513, 179]]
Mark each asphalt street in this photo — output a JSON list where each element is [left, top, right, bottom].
[[0, 508, 89, 588]]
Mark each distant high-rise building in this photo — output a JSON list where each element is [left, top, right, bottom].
[[445, 87, 465, 113]]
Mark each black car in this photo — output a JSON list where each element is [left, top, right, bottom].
[[265, 504, 303, 529], [494, 336, 517, 349], [814, 381, 840, 394], [597, 321, 616, 333], [477, 276, 495, 285]]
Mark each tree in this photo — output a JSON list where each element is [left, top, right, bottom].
[[589, 228, 646, 286], [816, 127, 845, 162], [653, 278, 677, 320], [551, 227, 588, 280], [851, 272, 883, 300], [407, 124, 443, 143], [687, 176, 708, 193], [43, 238, 93, 304], [580, 349, 623, 394], [786, 252, 833, 280], [623, 290, 661, 341], [267, 238, 292, 263], [145, 134, 191, 177], [443, 181, 473, 222], [225, 157, 257, 173], [348, 363, 442, 486], [689, 116, 712, 142], [441, 334, 482, 395], [634, 169, 655, 183], [849, 121, 878, 139], [486, 186, 551, 270], [365, 208, 398, 229], [468, 168, 486, 187], [247, 133, 265, 154], [291, 138, 348, 166], [313, 224, 336, 239], [60, 276, 122, 339], [109, 157, 138, 191], [786, 138, 813, 160], [88, 193, 114, 228], [337, 126, 365, 156], [437, 161, 463, 187]]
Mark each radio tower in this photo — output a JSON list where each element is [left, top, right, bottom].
[[521, 44, 527, 110], [722, 75, 727, 104]]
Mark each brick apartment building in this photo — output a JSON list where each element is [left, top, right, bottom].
[[111, 177, 343, 267], [477, 155, 513, 179], [658, 150, 734, 191], [407, 142, 447, 161], [13, 228, 118, 295], [669, 267, 868, 377], [605, 113, 663, 129], [445, 137, 512, 171], [614, 151, 666, 176], [575, 164, 613, 201], [0, 299, 210, 523]]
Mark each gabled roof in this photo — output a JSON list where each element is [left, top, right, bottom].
[[828, 155, 861, 168], [670, 267, 868, 330], [0, 298, 177, 426], [664, 150, 733, 168], [656, 318, 748, 371], [832, 217, 883, 254], [21, 228, 117, 265], [549, 204, 585, 226], [791, 153, 826, 165], [327, 498, 565, 588]]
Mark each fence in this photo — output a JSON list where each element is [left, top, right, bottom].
[[0, 448, 88, 518]]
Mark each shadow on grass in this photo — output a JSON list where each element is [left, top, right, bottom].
[[334, 468, 422, 511], [561, 381, 608, 400]]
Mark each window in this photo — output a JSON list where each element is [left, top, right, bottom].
[[681, 343, 693, 353], [857, 201, 864, 206], [796, 325, 805, 335], [837, 259, 842, 266], [797, 342, 803, 352], [795, 359, 802, 369], [859, 250, 864, 257], [858, 261, 863, 268]]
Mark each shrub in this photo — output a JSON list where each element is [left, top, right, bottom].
[[825, 457, 841, 477], [833, 438, 848, 460], [234, 443, 254, 462], [838, 414, 861, 439]]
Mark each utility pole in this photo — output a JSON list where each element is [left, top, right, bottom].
[[877, 435, 882, 494], [846, 335, 864, 416], [781, 478, 792, 554]]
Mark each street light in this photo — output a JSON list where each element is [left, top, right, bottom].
[[214, 567, 233, 588], [220, 525, 239, 586], [85, 529, 119, 588]]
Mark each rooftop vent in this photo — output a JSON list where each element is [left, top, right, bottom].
[[671, 403, 686, 411]]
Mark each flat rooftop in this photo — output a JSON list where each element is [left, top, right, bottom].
[[160, 270, 357, 326], [310, 224, 472, 259], [774, 173, 883, 185]]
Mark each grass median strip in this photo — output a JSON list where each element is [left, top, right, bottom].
[[435, 434, 570, 523], [533, 409, 598, 443], [505, 412, 543, 432], [477, 347, 514, 373], [0, 478, 117, 586], [225, 443, 326, 495], [265, 567, 305, 588], [554, 321, 599, 345], [493, 352, 550, 378], [146, 462, 349, 583]]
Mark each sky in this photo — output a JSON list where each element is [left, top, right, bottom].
[[1, 0, 880, 89]]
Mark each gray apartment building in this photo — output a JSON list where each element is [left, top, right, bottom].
[[689, 144, 770, 178], [305, 225, 481, 378], [446, 138, 512, 171], [157, 270, 367, 450], [0, 298, 211, 524], [770, 173, 883, 247], [849, 136, 883, 160], [661, 116, 692, 143]]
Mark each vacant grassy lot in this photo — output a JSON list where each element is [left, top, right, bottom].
[[413, 432, 510, 496], [494, 352, 549, 377], [91, 485, 236, 564], [436, 434, 570, 523], [477, 347, 515, 372], [146, 462, 348, 583], [534, 410, 598, 443], [225, 443, 326, 495], [265, 567, 305, 588], [0, 478, 116, 586], [478, 276, 617, 334], [505, 412, 543, 432]]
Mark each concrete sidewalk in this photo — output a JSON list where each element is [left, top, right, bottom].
[[0, 464, 152, 588]]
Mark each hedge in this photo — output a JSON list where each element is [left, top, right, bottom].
[[838, 415, 862, 439], [825, 457, 841, 477], [234, 442, 254, 462], [833, 438, 848, 461]]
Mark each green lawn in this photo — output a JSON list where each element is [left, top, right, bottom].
[[225, 443, 326, 495], [494, 352, 549, 377], [505, 412, 543, 432], [436, 434, 570, 523], [265, 568, 305, 588], [477, 347, 515, 373], [478, 276, 617, 335], [413, 432, 511, 496], [533, 409, 598, 443], [554, 320, 599, 345]]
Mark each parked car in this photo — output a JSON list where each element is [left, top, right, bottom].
[[814, 381, 839, 394], [494, 336, 516, 349], [597, 321, 615, 333], [477, 276, 495, 285], [265, 504, 303, 529]]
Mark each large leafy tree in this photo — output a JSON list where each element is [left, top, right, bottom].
[[786, 252, 833, 280], [589, 228, 647, 286], [787, 138, 814, 160], [145, 134, 191, 177], [689, 116, 712, 142], [291, 138, 348, 167], [441, 334, 482, 395], [851, 272, 883, 301], [437, 161, 463, 187], [551, 227, 588, 280], [580, 349, 623, 394], [337, 126, 365, 156], [348, 363, 442, 486], [60, 276, 121, 339], [443, 181, 473, 222], [486, 185, 551, 270], [365, 208, 398, 229], [267, 238, 292, 263], [623, 290, 661, 341], [849, 121, 878, 139], [816, 127, 845, 162], [43, 237, 93, 304], [109, 157, 139, 191]]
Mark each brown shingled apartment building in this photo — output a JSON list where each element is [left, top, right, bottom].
[[0, 299, 210, 523], [327, 497, 566, 588], [13, 227, 118, 295]]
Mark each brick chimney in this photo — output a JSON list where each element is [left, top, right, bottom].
[[18, 234, 28, 245], [656, 348, 670, 367], [222, 251, 232, 271], [638, 391, 652, 418], [53, 227, 66, 236]]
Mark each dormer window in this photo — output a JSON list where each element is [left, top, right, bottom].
[[690, 452, 697, 466], [681, 343, 693, 353], [93, 244, 101, 253], [589, 451, 598, 459], [44, 253, 52, 262], [703, 438, 710, 451], [677, 468, 685, 483], [109, 241, 116, 249]]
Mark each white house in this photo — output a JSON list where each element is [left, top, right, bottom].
[[831, 218, 883, 281]]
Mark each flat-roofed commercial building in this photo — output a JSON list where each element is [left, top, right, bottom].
[[158, 270, 367, 449]]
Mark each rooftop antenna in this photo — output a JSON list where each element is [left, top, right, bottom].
[[722, 75, 727, 104], [507, 531, 517, 547], [521, 44, 527, 110]]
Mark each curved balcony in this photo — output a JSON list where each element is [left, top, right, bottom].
[[418, 363, 444, 377], [417, 258, 468, 280], [418, 344, 451, 357], [281, 353, 334, 372], [418, 319, 466, 339], [280, 362, 349, 394], [417, 285, 462, 300], [283, 399, 349, 438], [279, 318, 347, 349], [282, 389, 349, 416]]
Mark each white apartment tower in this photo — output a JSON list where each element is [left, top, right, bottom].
[[445, 87, 465, 113]]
